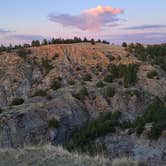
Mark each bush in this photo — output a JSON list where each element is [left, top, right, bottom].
[[17, 48, 31, 59], [73, 86, 88, 100], [138, 52, 147, 61], [83, 74, 92, 81], [96, 80, 105, 88], [105, 86, 116, 98], [11, 98, 24, 106], [148, 122, 166, 140], [52, 53, 59, 60], [51, 79, 62, 90], [103, 74, 113, 83], [126, 89, 141, 97], [107, 64, 138, 87], [126, 43, 166, 70], [135, 98, 166, 138], [48, 118, 59, 128], [122, 42, 127, 47], [147, 70, 158, 79], [123, 64, 138, 87], [33, 90, 47, 97], [68, 80, 75, 85], [66, 112, 120, 153], [41, 57, 54, 74], [135, 118, 145, 136]]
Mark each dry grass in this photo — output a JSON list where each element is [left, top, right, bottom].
[[112, 157, 138, 166], [0, 145, 109, 166], [0, 145, 138, 166]]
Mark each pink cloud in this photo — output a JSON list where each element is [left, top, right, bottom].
[[48, 5, 124, 32], [84, 5, 124, 16]]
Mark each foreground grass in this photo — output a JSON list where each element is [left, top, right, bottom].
[[0, 145, 138, 166]]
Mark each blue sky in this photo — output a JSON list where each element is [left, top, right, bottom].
[[0, 0, 166, 45]]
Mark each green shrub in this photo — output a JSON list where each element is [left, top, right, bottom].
[[122, 97, 166, 138], [107, 64, 118, 77], [81, 81, 86, 86], [52, 53, 59, 60], [66, 112, 120, 153], [68, 80, 75, 85], [48, 118, 59, 128], [107, 64, 138, 87], [160, 62, 166, 71], [33, 90, 47, 97], [83, 74, 92, 81], [17, 48, 31, 59], [108, 64, 137, 86], [138, 52, 147, 61], [148, 123, 165, 140], [135, 98, 166, 138], [96, 80, 105, 88], [51, 79, 62, 90], [96, 64, 102, 72], [124, 64, 138, 87], [122, 42, 127, 47], [135, 118, 145, 136], [11, 98, 24, 106], [120, 121, 133, 130], [147, 70, 158, 79], [41, 57, 54, 74], [126, 43, 166, 70], [103, 74, 113, 83], [105, 86, 116, 98], [73, 87, 88, 100], [126, 89, 141, 97], [114, 64, 126, 78]]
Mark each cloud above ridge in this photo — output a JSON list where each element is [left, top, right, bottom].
[[123, 24, 166, 30], [0, 28, 15, 35], [48, 5, 124, 32]]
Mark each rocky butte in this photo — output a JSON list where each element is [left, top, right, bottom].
[[0, 42, 165, 166]]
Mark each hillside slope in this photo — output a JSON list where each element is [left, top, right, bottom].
[[0, 43, 165, 166]]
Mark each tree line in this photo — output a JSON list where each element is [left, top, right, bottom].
[[0, 37, 110, 52], [122, 42, 166, 71]]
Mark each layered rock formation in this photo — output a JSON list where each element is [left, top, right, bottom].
[[0, 43, 165, 165]]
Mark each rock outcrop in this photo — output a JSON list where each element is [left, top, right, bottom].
[[0, 90, 88, 148], [101, 132, 166, 166], [0, 43, 165, 165]]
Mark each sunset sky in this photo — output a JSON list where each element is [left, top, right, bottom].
[[0, 0, 166, 45]]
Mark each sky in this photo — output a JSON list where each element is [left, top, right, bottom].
[[0, 0, 166, 45]]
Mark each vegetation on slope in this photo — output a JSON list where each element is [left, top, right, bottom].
[[66, 112, 121, 154], [66, 96, 166, 156], [135, 97, 166, 139], [106, 64, 138, 87], [10, 98, 24, 106], [0, 145, 138, 166], [127, 43, 166, 71]]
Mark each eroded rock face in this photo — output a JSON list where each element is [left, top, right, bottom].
[[0, 86, 7, 107], [0, 91, 88, 148], [0, 43, 165, 165], [101, 132, 166, 166], [0, 108, 49, 148]]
